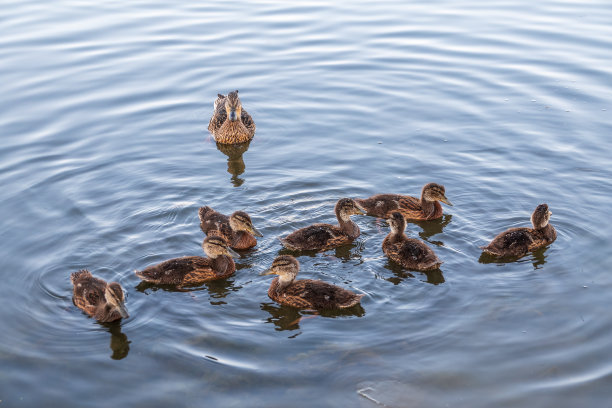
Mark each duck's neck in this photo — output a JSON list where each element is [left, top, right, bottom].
[[212, 255, 235, 275], [232, 230, 256, 249], [273, 275, 295, 296], [388, 227, 408, 244], [536, 224, 557, 242], [337, 212, 360, 239], [95, 304, 120, 322], [419, 194, 441, 219]]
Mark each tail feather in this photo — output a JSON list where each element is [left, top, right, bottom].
[[340, 293, 365, 309], [279, 237, 297, 251], [70, 269, 92, 284], [198, 206, 214, 221]]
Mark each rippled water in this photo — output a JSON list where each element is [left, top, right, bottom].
[[1, 0, 611, 406]]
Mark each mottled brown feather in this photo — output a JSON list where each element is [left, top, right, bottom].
[[70, 270, 126, 322], [482, 225, 556, 257], [280, 223, 352, 251], [199, 206, 259, 250], [267, 277, 364, 310], [356, 193, 443, 220], [135, 255, 235, 287], [208, 92, 255, 144], [383, 235, 442, 271]]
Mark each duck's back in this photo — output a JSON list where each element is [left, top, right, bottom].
[[383, 236, 441, 270], [268, 277, 363, 309], [199, 207, 233, 240], [356, 194, 441, 220], [281, 223, 348, 251], [71, 270, 106, 312], [208, 95, 228, 134], [136, 256, 233, 286], [482, 227, 535, 257]]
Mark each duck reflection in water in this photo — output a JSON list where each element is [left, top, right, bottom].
[[99, 321, 130, 360], [414, 214, 452, 245], [383, 259, 445, 285], [135, 273, 243, 306], [260, 302, 365, 333], [478, 246, 549, 269], [277, 241, 365, 263], [215, 140, 251, 187]]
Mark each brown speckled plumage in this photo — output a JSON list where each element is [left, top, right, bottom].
[[208, 90, 255, 144], [71, 270, 128, 322], [481, 204, 556, 257], [280, 198, 365, 251], [383, 212, 442, 271], [355, 182, 452, 221], [263, 255, 364, 310], [135, 236, 237, 287], [198, 206, 262, 250]]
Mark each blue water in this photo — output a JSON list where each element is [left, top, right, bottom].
[[1, 0, 611, 406]]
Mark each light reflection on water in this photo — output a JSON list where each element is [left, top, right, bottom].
[[1, 0, 612, 407]]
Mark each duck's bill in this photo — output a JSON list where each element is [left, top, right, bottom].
[[226, 247, 241, 258], [229, 110, 238, 121], [117, 303, 129, 319], [439, 196, 453, 206], [259, 269, 275, 276], [354, 204, 366, 215], [250, 225, 264, 237]]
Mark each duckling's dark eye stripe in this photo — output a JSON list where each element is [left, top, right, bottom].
[[235, 215, 249, 223], [273, 261, 292, 268]]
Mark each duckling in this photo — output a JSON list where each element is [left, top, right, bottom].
[[135, 236, 239, 287], [208, 90, 256, 144], [383, 212, 442, 271], [261, 255, 364, 309], [355, 182, 452, 221], [280, 198, 365, 251], [199, 206, 263, 250], [71, 270, 129, 322], [481, 204, 556, 257]]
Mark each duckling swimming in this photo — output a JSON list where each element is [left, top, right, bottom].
[[481, 203, 556, 257], [135, 236, 239, 287], [355, 182, 452, 221], [208, 90, 256, 144], [199, 206, 263, 250], [280, 198, 365, 251], [71, 270, 129, 322], [383, 212, 442, 271], [261, 255, 364, 309]]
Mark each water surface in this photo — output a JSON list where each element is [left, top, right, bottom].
[[1, 0, 612, 406]]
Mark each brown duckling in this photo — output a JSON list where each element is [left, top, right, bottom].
[[383, 211, 442, 271], [280, 198, 365, 251], [135, 236, 239, 287], [481, 203, 556, 257], [261, 255, 364, 309], [208, 90, 256, 144], [355, 182, 452, 221], [71, 270, 129, 322], [199, 206, 263, 250]]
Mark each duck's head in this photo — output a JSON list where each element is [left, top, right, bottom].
[[229, 211, 263, 237], [387, 211, 407, 234], [422, 183, 453, 206], [531, 203, 552, 229], [225, 90, 242, 122], [260, 255, 300, 292], [335, 198, 365, 221], [105, 283, 129, 319], [202, 236, 240, 258]]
